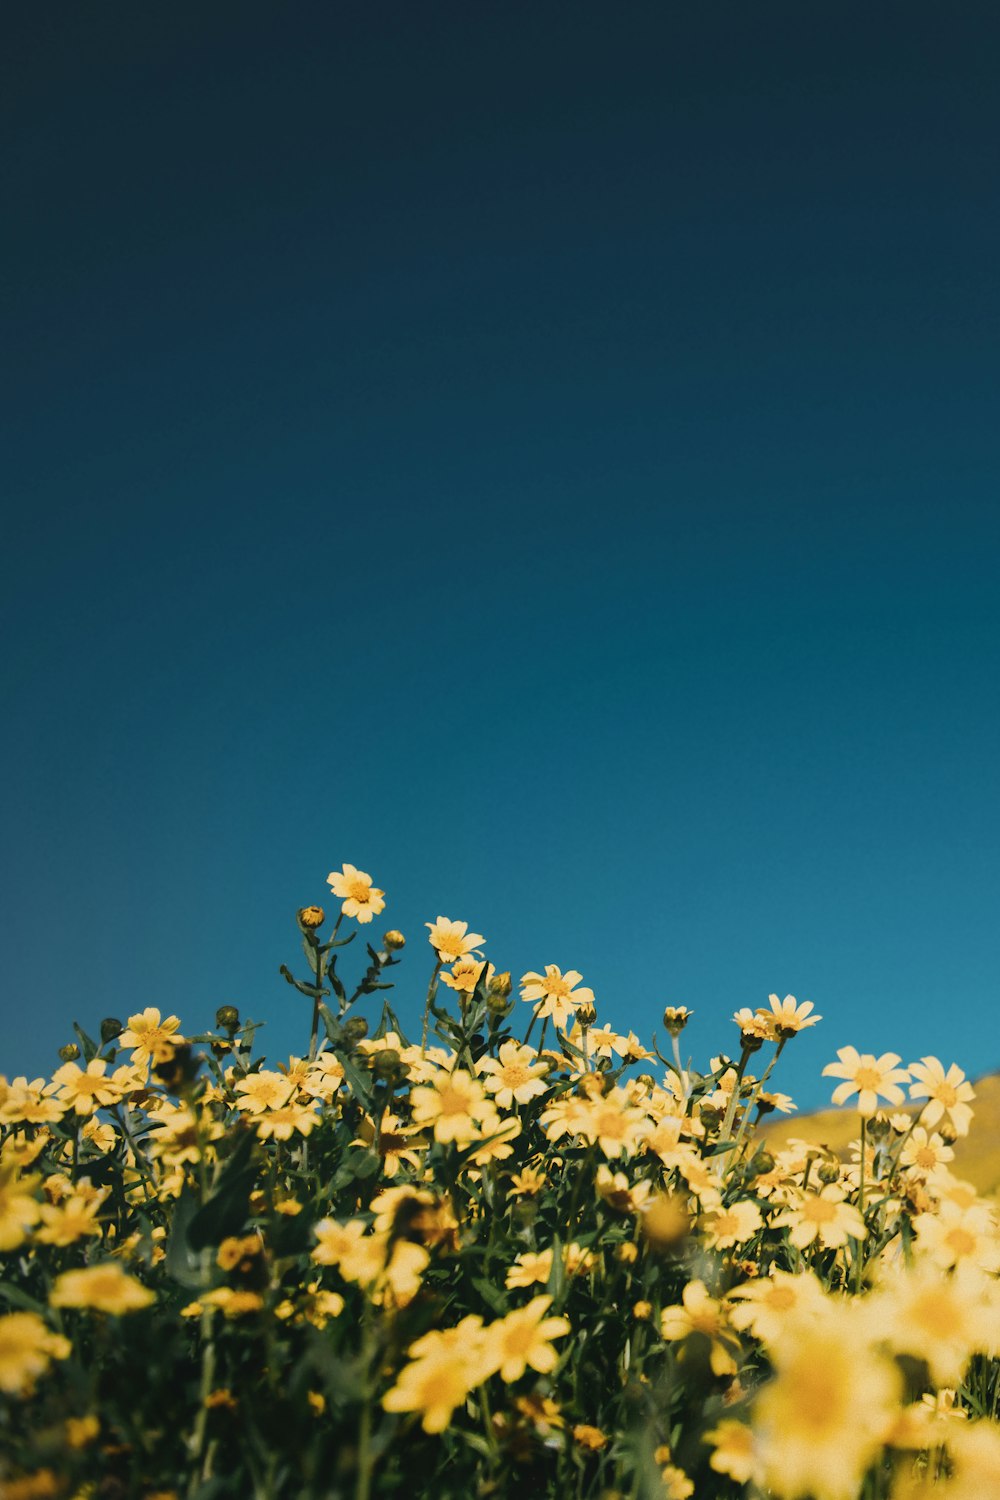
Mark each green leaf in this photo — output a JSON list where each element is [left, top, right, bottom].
[[0, 1283, 47, 1314], [472, 1276, 508, 1315], [72, 1021, 99, 1062], [165, 1190, 207, 1289], [187, 1133, 257, 1251]]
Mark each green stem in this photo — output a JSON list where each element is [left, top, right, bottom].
[[855, 1115, 867, 1294], [420, 960, 442, 1055]]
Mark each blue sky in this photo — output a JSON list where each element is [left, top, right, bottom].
[[2, 1, 998, 1109]]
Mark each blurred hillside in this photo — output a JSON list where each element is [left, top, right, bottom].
[[759, 1071, 1000, 1198]]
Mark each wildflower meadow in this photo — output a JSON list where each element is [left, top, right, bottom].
[[2, 863, 998, 1500]]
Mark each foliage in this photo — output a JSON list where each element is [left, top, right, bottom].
[[1, 867, 999, 1500]]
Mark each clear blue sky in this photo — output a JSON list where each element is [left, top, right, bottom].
[[3, 2, 998, 1109]]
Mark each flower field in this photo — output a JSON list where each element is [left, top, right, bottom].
[[2, 865, 999, 1499]]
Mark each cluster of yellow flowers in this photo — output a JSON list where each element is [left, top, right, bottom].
[[0, 862, 998, 1500]]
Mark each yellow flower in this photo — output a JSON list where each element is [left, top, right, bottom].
[[409, 1069, 491, 1146], [703, 1419, 757, 1484], [505, 1249, 553, 1290], [727, 1268, 827, 1346], [49, 1263, 154, 1315], [519, 966, 594, 1028], [701, 1199, 763, 1250], [201, 1288, 264, 1318], [0, 1312, 71, 1396], [0, 1077, 65, 1126], [252, 1101, 320, 1140], [382, 1316, 490, 1432], [440, 958, 494, 994], [49, 1059, 123, 1117], [508, 1164, 546, 1196], [660, 1280, 740, 1377], [118, 1008, 184, 1068], [35, 1191, 105, 1247], [326, 864, 386, 924], [572, 1424, 607, 1450], [576, 1087, 649, 1158], [478, 1042, 550, 1109], [772, 1186, 866, 1250], [425, 915, 485, 963], [911, 1199, 1000, 1273], [762, 993, 822, 1036], [65, 1414, 100, 1448], [298, 905, 325, 928], [899, 1126, 954, 1176], [0, 1166, 41, 1251], [908, 1056, 976, 1137], [869, 1261, 999, 1386], [485, 1295, 570, 1382], [233, 1070, 294, 1114], [216, 1235, 261, 1272], [752, 1308, 901, 1500], [821, 1046, 910, 1116], [351, 1111, 427, 1178]]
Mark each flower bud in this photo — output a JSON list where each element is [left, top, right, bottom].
[[577, 1002, 597, 1028], [488, 970, 512, 1000], [617, 1242, 639, 1265], [343, 1017, 369, 1046], [632, 1300, 652, 1320], [100, 1017, 123, 1044], [817, 1160, 841, 1184], [382, 930, 406, 951], [298, 906, 325, 929], [512, 1200, 538, 1229], [58, 1043, 81, 1063], [215, 1005, 240, 1033], [372, 1049, 401, 1081], [662, 1006, 693, 1037]]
